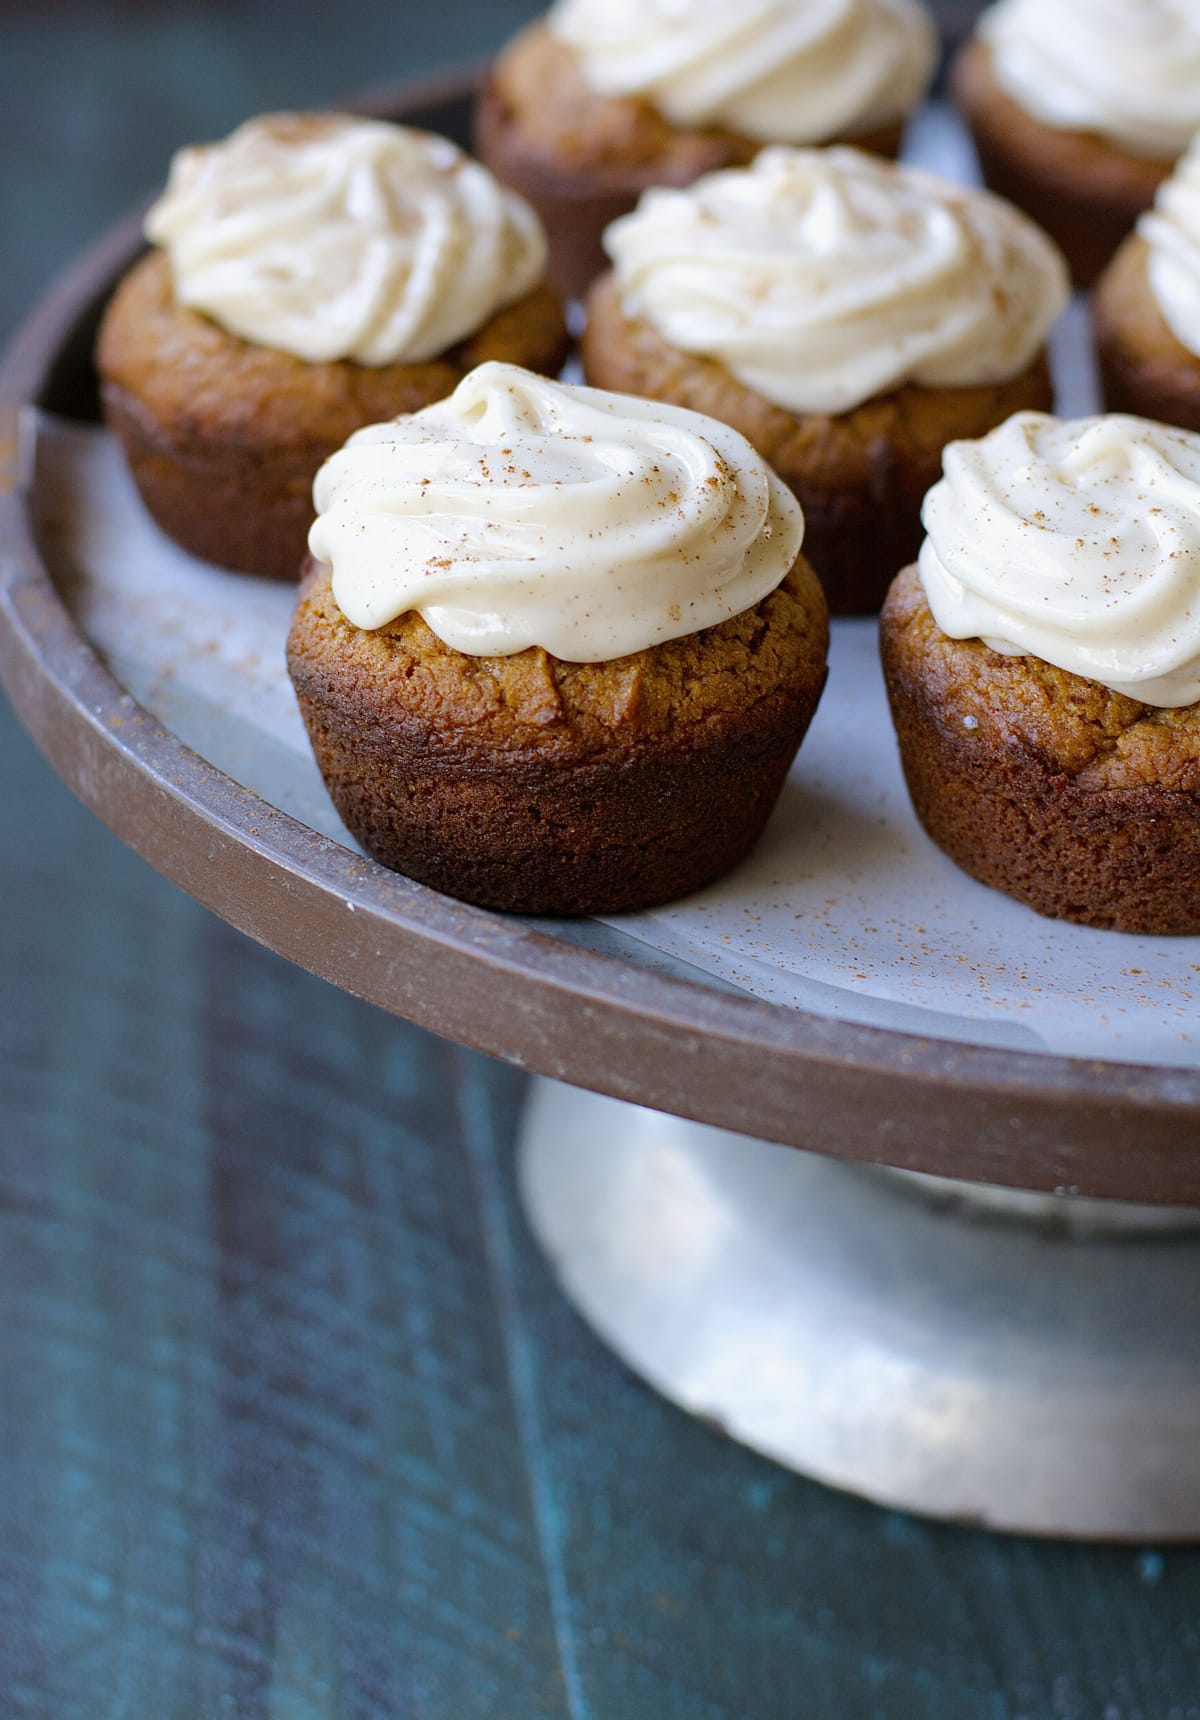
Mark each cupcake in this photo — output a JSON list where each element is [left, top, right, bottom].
[[952, 0, 1200, 286], [476, 0, 938, 300], [1095, 137, 1200, 433], [881, 412, 1200, 935], [582, 147, 1068, 613], [286, 362, 829, 915], [96, 114, 569, 579]]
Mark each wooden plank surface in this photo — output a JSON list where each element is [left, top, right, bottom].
[[2, 3, 1200, 1714]]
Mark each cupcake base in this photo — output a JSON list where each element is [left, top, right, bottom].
[[287, 556, 829, 915], [881, 565, 1200, 935], [1093, 235, 1200, 433]]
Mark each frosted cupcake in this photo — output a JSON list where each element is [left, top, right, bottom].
[[97, 114, 569, 577], [953, 0, 1200, 285], [477, 0, 938, 298], [287, 363, 829, 914], [1095, 136, 1200, 433], [881, 412, 1200, 934], [582, 147, 1068, 612]]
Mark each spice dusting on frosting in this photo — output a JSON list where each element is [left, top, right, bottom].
[[307, 362, 804, 661], [919, 411, 1200, 706]]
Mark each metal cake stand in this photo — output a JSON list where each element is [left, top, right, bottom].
[[3, 75, 1199, 1542]]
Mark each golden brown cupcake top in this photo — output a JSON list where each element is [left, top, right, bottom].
[[885, 563, 1200, 794], [292, 552, 828, 759]]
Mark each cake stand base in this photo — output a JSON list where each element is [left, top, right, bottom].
[[517, 1078, 1200, 1541]]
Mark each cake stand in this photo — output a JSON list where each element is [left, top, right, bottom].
[[3, 75, 1199, 1543]]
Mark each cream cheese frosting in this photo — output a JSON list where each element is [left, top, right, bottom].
[[144, 114, 547, 366], [604, 148, 1069, 416], [919, 412, 1200, 707], [1140, 137, 1200, 360], [979, 0, 1200, 160], [308, 361, 805, 661], [548, 0, 937, 145]]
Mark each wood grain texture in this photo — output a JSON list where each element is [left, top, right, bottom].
[[3, 4, 1200, 1716]]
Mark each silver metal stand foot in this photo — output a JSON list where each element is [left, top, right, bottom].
[[517, 1078, 1200, 1541]]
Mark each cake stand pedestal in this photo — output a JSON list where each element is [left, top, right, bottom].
[[519, 1078, 1200, 1541]]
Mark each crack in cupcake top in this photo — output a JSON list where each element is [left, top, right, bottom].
[[919, 411, 1200, 707], [548, 0, 936, 144], [979, 0, 1200, 160], [144, 114, 547, 366], [604, 148, 1068, 416], [308, 362, 804, 661]]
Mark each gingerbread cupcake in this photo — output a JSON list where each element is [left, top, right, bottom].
[[583, 147, 1068, 613], [97, 114, 569, 579], [881, 411, 1200, 935], [286, 362, 829, 915], [477, 0, 937, 299], [953, 0, 1200, 286], [1095, 136, 1200, 434]]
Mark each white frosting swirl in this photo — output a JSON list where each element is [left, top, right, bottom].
[[144, 114, 547, 365], [919, 412, 1200, 707], [1140, 137, 1200, 359], [308, 362, 805, 661], [604, 148, 1069, 416], [979, 0, 1200, 160], [549, 0, 936, 144]]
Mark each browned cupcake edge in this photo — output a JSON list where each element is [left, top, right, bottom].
[[286, 556, 830, 914], [880, 565, 1200, 935]]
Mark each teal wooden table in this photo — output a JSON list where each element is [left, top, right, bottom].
[[3, 4, 1200, 1714]]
